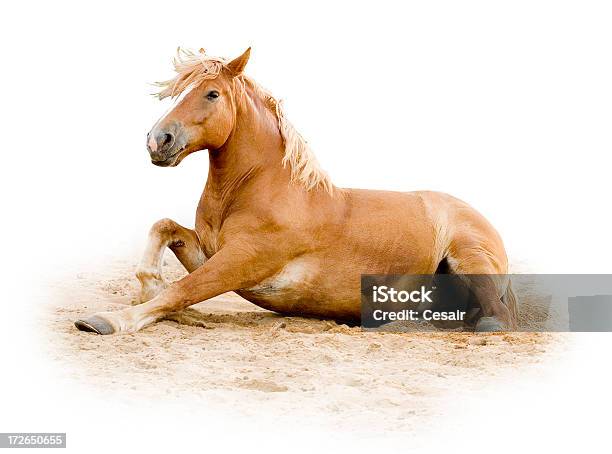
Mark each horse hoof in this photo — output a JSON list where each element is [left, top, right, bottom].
[[75, 316, 115, 335], [475, 316, 505, 333]]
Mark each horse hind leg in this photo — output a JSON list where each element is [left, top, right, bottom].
[[135, 218, 205, 303], [445, 252, 516, 332]]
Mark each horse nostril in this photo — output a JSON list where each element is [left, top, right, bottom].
[[159, 132, 174, 150]]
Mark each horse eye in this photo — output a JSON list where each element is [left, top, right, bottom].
[[206, 90, 219, 100]]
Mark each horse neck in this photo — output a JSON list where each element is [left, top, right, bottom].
[[205, 85, 288, 200]]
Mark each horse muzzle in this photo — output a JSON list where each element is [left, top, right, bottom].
[[146, 124, 188, 167]]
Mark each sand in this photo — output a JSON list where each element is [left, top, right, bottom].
[[43, 255, 564, 433]]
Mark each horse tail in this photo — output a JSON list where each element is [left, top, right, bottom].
[[502, 279, 519, 325]]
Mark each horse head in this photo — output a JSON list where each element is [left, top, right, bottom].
[[146, 48, 251, 167]]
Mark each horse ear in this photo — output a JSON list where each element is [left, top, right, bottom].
[[225, 47, 251, 76]]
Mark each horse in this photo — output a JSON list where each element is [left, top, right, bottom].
[[75, 47, 518, 335]]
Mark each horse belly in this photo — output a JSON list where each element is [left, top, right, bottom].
[[237, 257, 359, 321]]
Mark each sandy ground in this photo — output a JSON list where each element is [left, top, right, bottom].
[[44, 255, 564, 433]]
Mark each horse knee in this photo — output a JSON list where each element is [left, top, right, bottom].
[[149, 217, 178, 239]]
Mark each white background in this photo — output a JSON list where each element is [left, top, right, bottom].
[[1, 1, 611, 453]]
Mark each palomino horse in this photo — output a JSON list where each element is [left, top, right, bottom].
[[75, 47, 517, 335]]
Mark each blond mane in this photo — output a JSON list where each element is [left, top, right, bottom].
[[155, 48, 332, 193]]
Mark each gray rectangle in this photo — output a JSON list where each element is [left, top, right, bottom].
[[361, 274, 612, 332], [569, 295, 612, 332], [0, 434, 65, 449]]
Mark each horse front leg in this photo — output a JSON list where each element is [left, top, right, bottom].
[[136, 218, 205, 303], [75, 245, 275, 335]]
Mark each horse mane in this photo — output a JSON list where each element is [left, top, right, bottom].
[[155, 48, 333, 193]]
